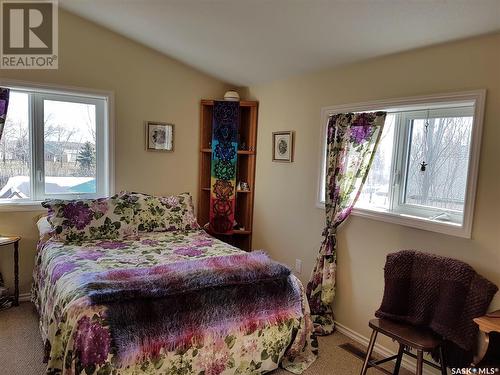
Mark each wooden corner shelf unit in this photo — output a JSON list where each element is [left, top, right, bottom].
[[197, 100, 258, 251]]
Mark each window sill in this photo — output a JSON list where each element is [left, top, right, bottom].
[[0, 201, 45, 212], [316, 202, 471, 239]]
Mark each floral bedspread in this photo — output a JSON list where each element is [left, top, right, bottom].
[[32, 230, 317, 375]]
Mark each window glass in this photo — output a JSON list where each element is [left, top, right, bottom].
[[404, 115, 473, 213], [356, 114, 395, 211], [43, 99, 97, 195]]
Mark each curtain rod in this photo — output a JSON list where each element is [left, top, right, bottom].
[[328, 105, 474, 117]]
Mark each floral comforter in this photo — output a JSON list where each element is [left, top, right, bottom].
[[32, 229, 317, 375]]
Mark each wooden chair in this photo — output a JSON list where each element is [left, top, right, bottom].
[[360, 318, 447, 375]]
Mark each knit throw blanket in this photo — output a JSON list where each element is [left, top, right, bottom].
[[375, 250, 498, 367], [83, 251, 302, 365]]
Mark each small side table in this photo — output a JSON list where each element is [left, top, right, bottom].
[[473, 310, 500, 364], [0, 236, 21, 306]]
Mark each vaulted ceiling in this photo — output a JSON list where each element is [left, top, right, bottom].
[[60, 0, 500, 86]]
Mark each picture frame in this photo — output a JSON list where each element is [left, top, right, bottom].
[[272, 131, 294, 162], [145, 121, 174, 152]]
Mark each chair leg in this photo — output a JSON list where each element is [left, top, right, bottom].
[[393, 344, 404, 375], [416, 350, 424, 375], [439, 346, 447, 375], [360, 329, 378, 375]]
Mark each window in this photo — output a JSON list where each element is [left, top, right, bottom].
[[317, 91, 485, 238], [0, 83, 112, 208]]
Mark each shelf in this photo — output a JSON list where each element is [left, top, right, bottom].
[[198, 99, 258, 252], [233, 230, 252, 235], [201, 224, 251, 236], [212, 230, 252, 236], [201, 99, 257, 108], [201, 148, 255, 155], [201, 188, 251, 194]]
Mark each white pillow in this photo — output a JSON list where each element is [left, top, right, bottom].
[[36, 215, 52, 238]]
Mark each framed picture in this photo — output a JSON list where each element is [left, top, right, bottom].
[[146, 122, 174, 152], [272, 131, 294, 162]]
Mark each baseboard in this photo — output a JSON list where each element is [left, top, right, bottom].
[[335, 321, 440, 375], [19, 293, 31, 302]]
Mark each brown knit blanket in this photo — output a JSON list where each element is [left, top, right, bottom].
[[375, 250, 497, 367]]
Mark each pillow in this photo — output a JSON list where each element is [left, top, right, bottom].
[[119, 192, 199, 232], [35, 214, 52, 238], [42, 195, 138, 244]]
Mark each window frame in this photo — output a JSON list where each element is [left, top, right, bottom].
[[316, 90, 486, 238], [0, 79, 115, 211]]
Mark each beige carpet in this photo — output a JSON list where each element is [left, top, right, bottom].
[[0, 303, 411, 375]]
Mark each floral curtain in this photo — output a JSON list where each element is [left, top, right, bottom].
[[0, 88, 10, 310], [306, 111, 386, 335], [0, 88, 10, 142]]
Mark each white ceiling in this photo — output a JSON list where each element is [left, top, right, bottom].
[[60, 0, 500, 86]]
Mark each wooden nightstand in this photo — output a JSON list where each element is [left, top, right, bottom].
[[0, 236, 21, 306]]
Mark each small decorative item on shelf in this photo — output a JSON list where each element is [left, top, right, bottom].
[[239, 141, 247, 151], [272, 131, 294, 162], [240, 182, 250, 191], [233, 220, 245, 231], [146, 121, 174, 152], [224, 90, 240, 101]]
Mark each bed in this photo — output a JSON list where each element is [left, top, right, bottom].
[[32, 192, 317, 375]]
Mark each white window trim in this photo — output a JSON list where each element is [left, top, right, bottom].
[[316, 90, 486, 239], [0, 78, 115, 212]]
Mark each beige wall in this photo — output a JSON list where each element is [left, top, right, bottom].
[[0, 9, 229, 294], [248, 33, 500, 346]]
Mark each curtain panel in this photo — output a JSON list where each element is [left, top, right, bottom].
[[0, 87, 10, 310], [0, 88, 10, 142], [306, 111, 386, 335]]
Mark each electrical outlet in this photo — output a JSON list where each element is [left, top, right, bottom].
[[295, 259, 302, 274]]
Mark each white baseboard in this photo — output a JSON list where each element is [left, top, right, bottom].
[[335, 321, 441, 375], [19, 293, 31, 302]]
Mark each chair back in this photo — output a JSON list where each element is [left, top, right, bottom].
[[375, 250, 497, 354]]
